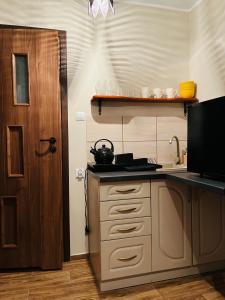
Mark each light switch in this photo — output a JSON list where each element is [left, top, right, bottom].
[[75, 112, 86, 121]]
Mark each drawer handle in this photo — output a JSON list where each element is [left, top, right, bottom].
[[117, 227, 137, 233], [115, 188, 136, 193], [118, 255, 137, 262], [116, 207, 136, 214]]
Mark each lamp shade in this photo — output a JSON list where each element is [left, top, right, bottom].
[[89, 0, 114, 17]]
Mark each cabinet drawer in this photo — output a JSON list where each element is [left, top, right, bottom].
[[101, 236, 151, 280], [100, 198, 151, 221], [101, 217, 151, 241], [100, 181, 150, 201]]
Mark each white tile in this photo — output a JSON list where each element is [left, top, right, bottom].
[[86, 115, 122, 142], [157, 141, 187, 164], [87, 141, 123, 163], [91, 102, 186, 117], [123, 116, 156, 141], [123, 142, 157, 160], [157, 117, 187, 141]]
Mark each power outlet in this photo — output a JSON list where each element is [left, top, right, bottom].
[[75, 168, 85, 179]]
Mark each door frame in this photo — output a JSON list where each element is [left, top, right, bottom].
[[0, 24, 70, 261]]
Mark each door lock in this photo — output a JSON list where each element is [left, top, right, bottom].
[[40, 137, 57, 153]]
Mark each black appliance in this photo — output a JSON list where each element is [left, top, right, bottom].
[[188, 96, 225, 179], [90, 139, 114, 164], [88, 150, 162, 173], [87, 163, 123, 172]]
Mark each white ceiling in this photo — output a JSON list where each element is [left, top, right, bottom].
[[124, 0, 201, 11]]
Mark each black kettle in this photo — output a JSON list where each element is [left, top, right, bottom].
[[90, 139, 114, 164]]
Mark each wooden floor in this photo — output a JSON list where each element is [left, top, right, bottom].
[[1, 259, 225, 299]]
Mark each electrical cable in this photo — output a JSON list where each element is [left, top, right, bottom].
[[84, 168, 90, 234]]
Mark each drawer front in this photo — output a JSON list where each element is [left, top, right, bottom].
[[100, 198, 151, 221], [101, 217, 151, 241], [100, 181, 150, 201], [101, 236, 151, 280]]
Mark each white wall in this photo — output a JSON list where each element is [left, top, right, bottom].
[[0, 0, 190, 256], [0, 0, 221, 255], [71, 2, 190, 256], [189, 0, 225, 101]]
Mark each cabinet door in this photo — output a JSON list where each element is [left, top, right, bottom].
[[192, 188, 225, 265], [152, 180, 192, 272]]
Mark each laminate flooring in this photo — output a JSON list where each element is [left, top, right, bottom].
[[0, 259, 225, 299]]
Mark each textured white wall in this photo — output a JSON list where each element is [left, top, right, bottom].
[[0, 0, 191, 255], [189, 0, 225, 101], [94, 4, 189, 90]]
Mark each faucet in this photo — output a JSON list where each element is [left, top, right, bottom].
[[169, 136, 181, 165]]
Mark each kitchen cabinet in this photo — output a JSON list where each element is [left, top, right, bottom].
[[151, 180, 192, 272], [88, 175, 151, 289], [88, 171, 225, 292], [192, 188, 225, 265]]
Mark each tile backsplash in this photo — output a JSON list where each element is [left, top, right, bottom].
[[86, 115, 187, 165]]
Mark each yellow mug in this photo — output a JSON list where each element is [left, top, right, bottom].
[[180, 81, 195, 98]]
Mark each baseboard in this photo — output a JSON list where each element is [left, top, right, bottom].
[[70, 253, 88, 260], [100, 260, 225, 291]]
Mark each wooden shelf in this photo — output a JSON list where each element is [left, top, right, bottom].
[[91, 95, 198, 115]]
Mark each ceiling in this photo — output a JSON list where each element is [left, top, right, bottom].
[[124, 0, 201, 11]]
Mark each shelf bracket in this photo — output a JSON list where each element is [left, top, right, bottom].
[[98, 100, 102, 115], [184, 103, 188, 115], [184, 102, 195, 115]]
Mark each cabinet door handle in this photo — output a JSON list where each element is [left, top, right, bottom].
[[118, 255, 137, 262], [116, 207, 136, 214], [115, 188, 136, 193], [117, 227, 137, 233]]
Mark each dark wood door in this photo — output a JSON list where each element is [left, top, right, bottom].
[[0, 28, 63, 269]]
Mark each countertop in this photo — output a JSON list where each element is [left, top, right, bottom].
[[88, 170, 225, 194]]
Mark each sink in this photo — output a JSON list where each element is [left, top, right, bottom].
[[156, 163, 187, 172]]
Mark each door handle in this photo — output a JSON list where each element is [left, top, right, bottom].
[[40, 137, 56, 144], [40, 137, 57, 153]]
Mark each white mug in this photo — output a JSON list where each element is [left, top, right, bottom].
[[166, 88, 177, 98], [141, 87, 150, 98], [153, 88, 163, 98]]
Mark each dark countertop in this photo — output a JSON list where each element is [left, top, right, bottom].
[[167, 172, 225, 194], [89, 170, 167, 182], [89, 170, 225, 194]]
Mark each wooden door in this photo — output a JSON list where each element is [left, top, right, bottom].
[[0, 28, 63, 269], [192, 188, 225, 265], [151, 180, 192, 272]]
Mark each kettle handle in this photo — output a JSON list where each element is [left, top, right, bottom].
[[94, 139, 114, 153]]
